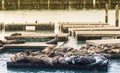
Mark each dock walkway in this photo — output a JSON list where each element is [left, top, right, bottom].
[[86, 39, 120, 47], [5, 33, 69, 42], [1, 42, 64, 52], [69, 27, 120, 36], [75, 31, 120, 41], [5, 22, 54, 31], [59, 22, 110, 33]]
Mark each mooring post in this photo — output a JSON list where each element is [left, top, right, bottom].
[[69, 1, 71, 10], [108, 0, 111, 9], [18, 0, 20, 10], [93, 0, 96, 9], [83, 0, 86, 9], [2, 0, 5, 10], [48, 0, 50, 10], [105, 4, 108, 23], [115, 5, 119, 27]]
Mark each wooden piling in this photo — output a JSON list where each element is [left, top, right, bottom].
[[2, 0, 5, 10], [48, 0, 50, 9], [93, 0, 96, 8], [115, 5, 119, 27], [105, 4, 108, 23], [108, 0, 111, 9], [18, 0, 20, 10]]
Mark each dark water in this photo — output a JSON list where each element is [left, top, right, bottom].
[[0, 10, 120, 73]]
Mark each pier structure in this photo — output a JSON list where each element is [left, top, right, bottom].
[[0, 0, 119, 10]]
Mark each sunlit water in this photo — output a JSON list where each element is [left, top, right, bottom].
[[0, 10, 120, 73]]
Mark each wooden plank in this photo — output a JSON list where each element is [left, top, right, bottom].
[[5, 22, 54, 31], [76, 31, 120, 36], [59, 22, 109, 33], [5, 33, 69, 42], [75, 31, 120, 41], [68, 27, 120, 36], [61, 24, 113, 33], [59, 22, 109, 25], [86, 39, 120, 47], [5, 22, 54, 26], [3, 42, 64, 50]]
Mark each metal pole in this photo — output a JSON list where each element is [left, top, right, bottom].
[[115, 5, 119, 27]]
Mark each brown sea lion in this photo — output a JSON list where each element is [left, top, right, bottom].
[[11, 33, 22, 36], [42, 46, 55, 54]]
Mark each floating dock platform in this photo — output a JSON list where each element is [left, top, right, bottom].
[[69, 27, 120, 36], [1, 42, 64, 52], [5, 22, 54, 31], [5, 33, 69, 42], [59, 22, 110, 33], [75, 31, 120, 41], [86, 39, 120, 47], [7, 62, 108, 71]]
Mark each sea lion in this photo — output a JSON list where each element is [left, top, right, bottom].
[[75, 56, 90, 65], [58, 57, 68, 64], [42, 46, 55, 54], [11, 33, 22, 36]]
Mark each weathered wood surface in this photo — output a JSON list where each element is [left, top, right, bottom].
[[2, 42, 64, 50], [5, 22, 54, 31], [69, 27, 120, 36], [86, 39, 120, 47], [59, 22, 109, 25], [59, 22, 110, 33], [61, 25, 113, 33], [5, 33, 69, 42], [75, 31, 120, 41]]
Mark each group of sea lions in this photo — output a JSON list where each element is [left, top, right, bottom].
[[10, 46, 109, 67], [79, 44, 120, 59]]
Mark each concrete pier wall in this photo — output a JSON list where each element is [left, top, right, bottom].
[[0, 0, 120, 10]]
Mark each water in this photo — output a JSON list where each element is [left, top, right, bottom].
[[0, 10, 120, 73]]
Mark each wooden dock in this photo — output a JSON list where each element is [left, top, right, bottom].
[[5, 22, 54, 31], [1, 42, 64, 52], [86, 39, 120, 47], [75, 31, 120, 41], [69, 27, 120, 36], [5, 33, 69, 42], [59, 22, 110, 33]]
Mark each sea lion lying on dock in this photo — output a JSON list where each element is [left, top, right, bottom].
[[11, 33, 22, 36], [8, 45, 109, 71]]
